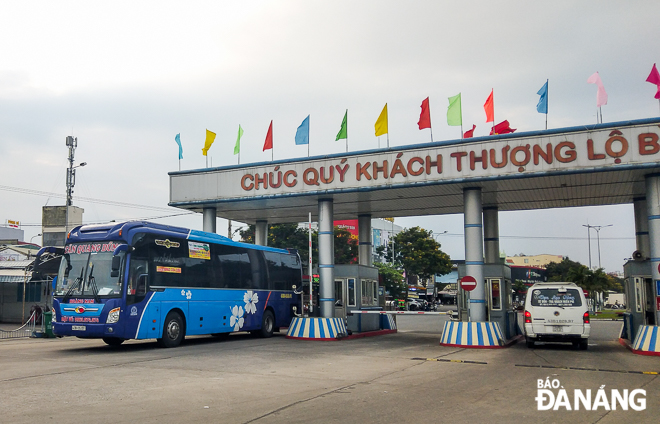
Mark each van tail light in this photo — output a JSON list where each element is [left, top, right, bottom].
[[524, 310, 532, 324], [583, 311, 590, 324]]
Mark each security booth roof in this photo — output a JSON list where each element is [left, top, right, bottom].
[[169, 118, 660, 224]]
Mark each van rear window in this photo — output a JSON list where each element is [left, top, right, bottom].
[[530, 288, 582, 307]]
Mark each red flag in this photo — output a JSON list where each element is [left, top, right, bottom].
[[484, 90, 494, 123], [463, 124, 476, 139], [262, 120, 273, 151], [418, 97, 431, 129], [646, 63, 660, 99], [489, 120, 516, 135]]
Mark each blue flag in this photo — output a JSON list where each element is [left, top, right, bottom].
[[294, 115, 310, 145], [536, 81, 548, 114], [174, 133, 183, 159]]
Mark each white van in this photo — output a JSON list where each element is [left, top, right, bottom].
[[523, 282, 590, 350]]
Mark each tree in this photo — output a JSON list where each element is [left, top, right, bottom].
[[374, 262, 405, 298], [546, 257, 583, 282], [239, 223, 358, 267]]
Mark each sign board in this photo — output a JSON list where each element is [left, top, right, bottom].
[[7, 219, 19, 228], [460, 276, 477, 292]]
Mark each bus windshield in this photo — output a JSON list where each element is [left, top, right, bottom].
[[55, 244, 124, 298]]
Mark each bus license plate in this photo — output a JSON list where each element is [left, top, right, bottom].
[[72, 325, 86, 331], [552, 325, 563, 333]]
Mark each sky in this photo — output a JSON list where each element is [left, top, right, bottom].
[[1, 0, 659, 273]]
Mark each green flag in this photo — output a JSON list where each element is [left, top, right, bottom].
[[336, 110, 348, 141], [234, 125, 243, 155], [447, 93, 462, 126]]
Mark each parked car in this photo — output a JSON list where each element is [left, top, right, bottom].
[[523, 282, 590, 350]]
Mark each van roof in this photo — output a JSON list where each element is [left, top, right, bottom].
[[530, 282, 578, 287]]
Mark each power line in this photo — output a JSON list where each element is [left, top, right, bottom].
[[0, 184, 175, 212]]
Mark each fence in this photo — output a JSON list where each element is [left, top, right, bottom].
[[0, 311, 40, 340]]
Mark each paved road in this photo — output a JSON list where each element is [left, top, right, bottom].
[[0, 316, 657, 424]]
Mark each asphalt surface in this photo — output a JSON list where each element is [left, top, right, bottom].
[[0, 315, 658, 424]]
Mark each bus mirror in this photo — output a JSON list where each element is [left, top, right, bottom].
[[111, 256, 121, 277]]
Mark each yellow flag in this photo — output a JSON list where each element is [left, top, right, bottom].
[[374, 103, 388, 136], [201, 129, 216, 156]]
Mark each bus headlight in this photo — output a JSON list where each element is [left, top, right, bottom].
[[51, 307, 56, 323], [106, 307, 121, 324]]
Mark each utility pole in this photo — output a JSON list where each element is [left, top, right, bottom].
[[65, 136, 86, 237]]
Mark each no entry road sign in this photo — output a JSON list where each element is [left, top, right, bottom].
[[460, 276, 477, 292]]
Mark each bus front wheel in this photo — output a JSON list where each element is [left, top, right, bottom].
[[158, 311, 185, 348], [259, 310, 275, 338], [103, 337, 125, 346]]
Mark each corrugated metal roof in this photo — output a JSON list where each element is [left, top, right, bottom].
[[0, 260, 34, 269], [0, 275, 27, 283]]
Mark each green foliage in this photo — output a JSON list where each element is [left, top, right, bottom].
[[545, 257, 583, 282], [374, 262, 406, 298], [377, 226, 452, 287], [239, 223, 358, 266]]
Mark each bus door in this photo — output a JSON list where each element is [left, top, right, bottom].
[[124, 257, 159, 339]]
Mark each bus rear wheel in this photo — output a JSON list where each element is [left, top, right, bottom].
[[103, 337, 125, 346], [158, 311, 185, 348], [259, 310, 275, 338]]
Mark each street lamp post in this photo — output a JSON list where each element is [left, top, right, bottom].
[[30, 234, 42, 245], [582, 224, 612, 269]]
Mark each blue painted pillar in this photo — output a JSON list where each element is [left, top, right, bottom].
[[483, 206, 500, 264], [634, 197, 650, 259], [645, 175, 660, 324], [318, 199, 335, 318], [464, 188, 486, 322], [358, 214, 372, 266]]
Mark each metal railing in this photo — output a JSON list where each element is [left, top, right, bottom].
[[0, 311, 39, 340]]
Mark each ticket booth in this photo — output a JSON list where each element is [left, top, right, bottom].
[[457, 264, 516, 339], [622, 260, 659, 342], [333, 264, 380, 332]]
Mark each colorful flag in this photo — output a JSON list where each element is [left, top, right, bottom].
[[484, 90, 494, 123], [489, 120, 516, 135], [463, 124, 476, 139], [447, 93, 462, 126], [375, 103, 388, 136], [201, 129, 216, 156], [587, 72, 608, 107], [263, 121, 273, 151], [418, 97, 431, 129], [234, 125, 243, 155], [536, 81, 548, 114], [174, 133, 183, 159], [295, 115, 310, 145], [336, 110, 348, 141], [646, 63, 660, 99]]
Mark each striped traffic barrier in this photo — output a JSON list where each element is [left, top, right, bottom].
[[631, 325, 660, 355], [440, 320, 505, 348], [286, 317, 348, 340]]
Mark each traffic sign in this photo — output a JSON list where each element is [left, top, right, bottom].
[[460, 276, 477, 292]]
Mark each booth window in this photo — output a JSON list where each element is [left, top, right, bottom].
[[361, 280, 377, 306], [347, 278, 356, 307], [490, 279, 502, 310]]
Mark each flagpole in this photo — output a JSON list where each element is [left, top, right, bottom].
[[428, 100, 434, 143], [178, 158, 181, 171], [545, 79, 548, 130], [346, 114, 349, 153]]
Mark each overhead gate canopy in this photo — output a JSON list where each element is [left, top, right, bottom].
[[169, 118, 660, 223]]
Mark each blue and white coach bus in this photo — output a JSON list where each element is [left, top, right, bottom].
[[52, 221, 302, 347]]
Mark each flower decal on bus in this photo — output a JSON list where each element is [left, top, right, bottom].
[[244, 291, 259, 314], [230, 305, 245, 331]]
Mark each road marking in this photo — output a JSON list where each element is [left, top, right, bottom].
[[515, 364, 659, 374], [412, 357, 487, 365]]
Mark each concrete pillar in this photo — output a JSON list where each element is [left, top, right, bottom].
[[645, 175, 660, 323], [358, 214, 372, 266], [634, 197, 651, 259], [318, 199, 335, 318], [464, 188, 486, 322], [483, 206, 500, 264], [202, 207, 216, 233], [255, 220, 268, 246]]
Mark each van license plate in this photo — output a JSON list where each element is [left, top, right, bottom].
[[552, 326, 563, 333], [72, 325, 86, 331]]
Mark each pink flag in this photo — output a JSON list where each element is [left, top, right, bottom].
[[646, 63, 660, 99], [587, 72, 608, 107], [463, 124, 476, 139]]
